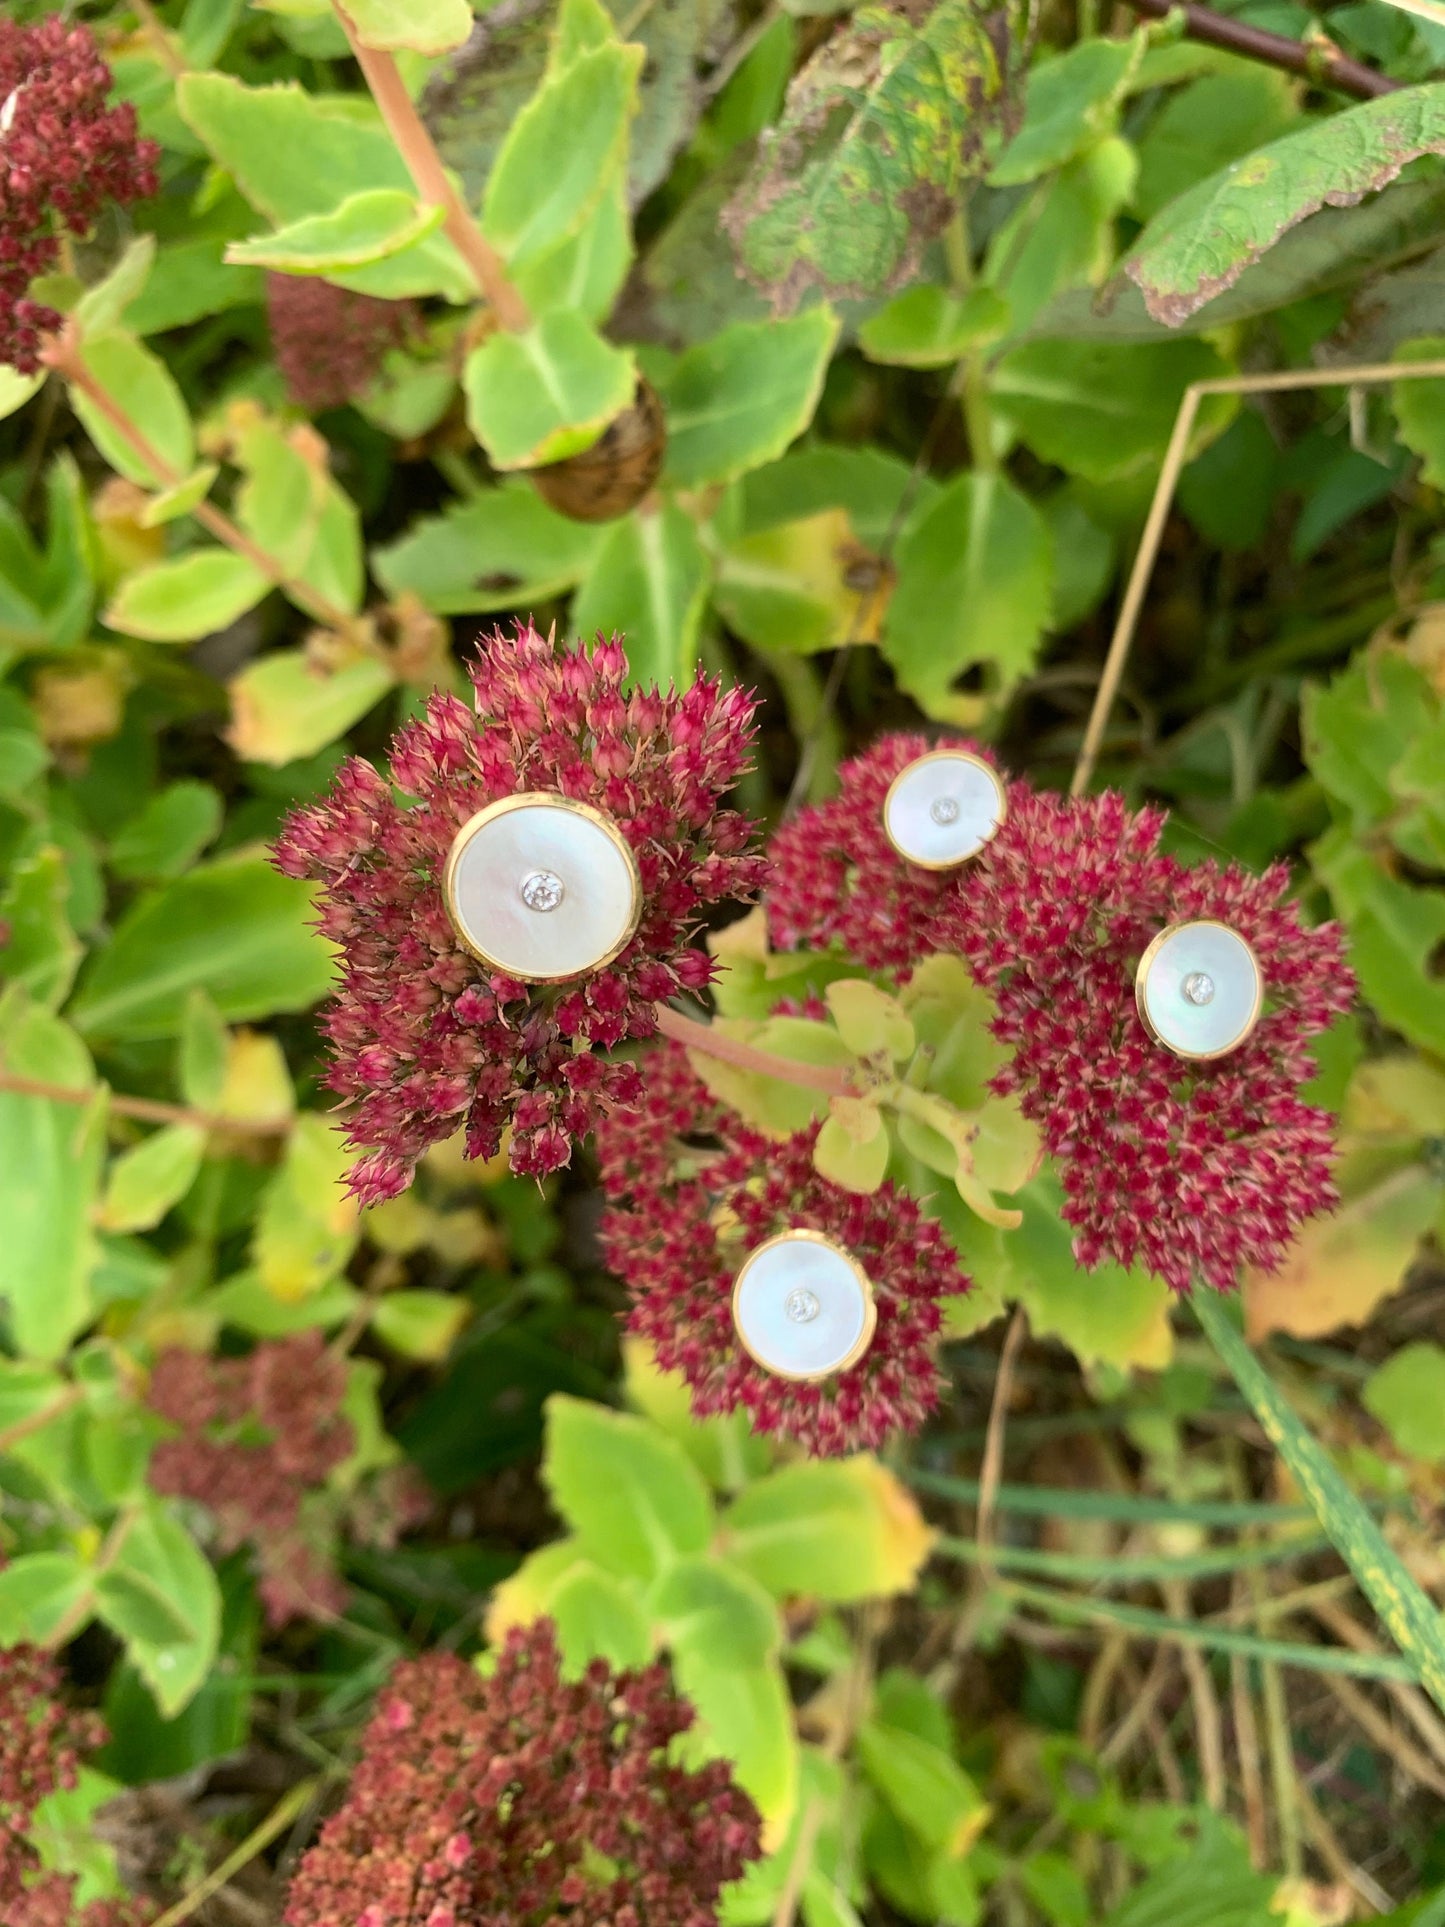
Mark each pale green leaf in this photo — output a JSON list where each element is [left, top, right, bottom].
[[543, 1394, 714, 1582], [175, 74, 471, 300], [0, 367, 43, 422], [990, 33, 1145, 186], [71, 852, 336, 1043], [0, 996, 104, 1361], [1363, 1341, 1445, 1463], [992, 337, 1231, 482], [648, 1555, 780, 1667], [547, 1562, 655, 1670], [858, 284, 1010, 369], [72, 333, 194, 490], [252, 1113, 361, 1302], [1392, 335, 1445, 487], [372, 482, 606, 615], [344, 0, 473, 53], [882, 471, 1053, 719], [139, 464, 220, 528], [483, 42, 644, 269], [0, 848, 80, 1009], [105, 550, 271, 644], [465, 311, 637, 469], [370, 1288, 471, 1361], [723, 1457, 934, 1602], [570, 502, 711, 688], [226, 189, 445, 273], [659, 308, 840, 489], [95, 1497, 221, 1716], [227, 649, 396, 768], [99, 1123, 207, 1234]]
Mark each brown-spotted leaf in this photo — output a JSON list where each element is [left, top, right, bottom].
[[723, 0, 1010, 314], [1126, 84, 1445, 327]]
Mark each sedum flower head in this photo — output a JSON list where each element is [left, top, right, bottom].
[[766, 732, 1019, 973], [0, 1640, 151, 1924], [598, 1038, 968, 1455], [266, 273, 421, 413], [146, 1333, 354, 1628], [0, 19, 160, 373], [282, 1616, 762, 1927], [942, 789, 1354, 1293], [274, 621, 768, 1202]]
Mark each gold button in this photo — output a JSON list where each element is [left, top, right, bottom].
[[731, 1229, 877, 1381], [442, 792, 642, 983]]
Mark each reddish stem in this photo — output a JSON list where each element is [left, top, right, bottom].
[[653, 1003, 854, 1097], [1116, 0, 1396, 99], [40, 326, 359, 635], [333, 8, 531, 332]]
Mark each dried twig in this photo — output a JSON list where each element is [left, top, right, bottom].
[[1115, 0, 1396, 99], [1072, 358, 1445, 797]]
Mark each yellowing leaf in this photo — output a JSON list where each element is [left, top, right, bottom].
[[485, 1540, 591, 1643], [1344, 1054, 1445, 1140], [722, 1456, 934, 1602], [1243, 1161, 1439, 1341], [227, 647, 395, 768], [215, 1029, 295, 1128], [814, 1107, 890, 1194], [252, 1113, 361, 1300], [713, 508, 892, 655], [825, 980, 915, 1061]]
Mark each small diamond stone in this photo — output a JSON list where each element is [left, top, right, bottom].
[[1182, 971, 1215, 1007], [519, 870, 564, 913], [784, 1287, 820, 1324], [929, 795, 961, 826]]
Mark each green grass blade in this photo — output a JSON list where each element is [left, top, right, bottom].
[[1194, 1292, 1445, 1712], [907, 1469, 1320, 1529], [1004, 1580, 1419, 1682], [934, 1531, 1332, 1585]]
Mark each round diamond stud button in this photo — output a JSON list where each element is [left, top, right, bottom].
[[1136, 921, 1262, 1061], [443, 793, 642, 984], [520, 870, 564, 913], [882, 749, 1007, 870], [732, 1231, 877, 1381]]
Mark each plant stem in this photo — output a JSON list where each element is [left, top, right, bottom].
[[653, 1003, 854, 1097], [332, 7, 530, 332], [1115, 0, 1395, 99], [0, 1385, 85, 1456], [40, 327, 359, 636], [149, 1777, 325, 1927], [0, 1066, 291, 1138]]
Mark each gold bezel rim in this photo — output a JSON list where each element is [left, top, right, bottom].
[[1134, 918, 1264, 1063], [441, 791, 643, 985], [881, 748, 1008, 872], [730, 1228, 878, 1383]]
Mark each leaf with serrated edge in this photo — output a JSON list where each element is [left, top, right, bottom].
[[1126, 83, 1445, 326]]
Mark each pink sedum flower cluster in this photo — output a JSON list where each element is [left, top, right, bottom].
[[946, 788, 1354, 1293], [0, 19, 159, 373], [598, 1038, 969, 1454], [283, 1616, 762, 1927], [766, 731, 1020, 973], [274, 622, 768, 1203], [266, 273, 421, 414], [0, 1642, 151, 1926], [767, 736, 1353, 1296], [146, 1332, 355, 1628]]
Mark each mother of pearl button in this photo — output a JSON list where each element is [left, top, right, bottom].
[[731, 1230, 877, 1381], [882, 749, 1007, 870], [442, 792, 642, 983], [1134, 920, 1263, 1061]]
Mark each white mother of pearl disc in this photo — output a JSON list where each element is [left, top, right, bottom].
[[442, 793, 642, 984], [882, 750, 1007, 870], [731, 1230, 877, 1382], [1135, 920, 1263, 1061]]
